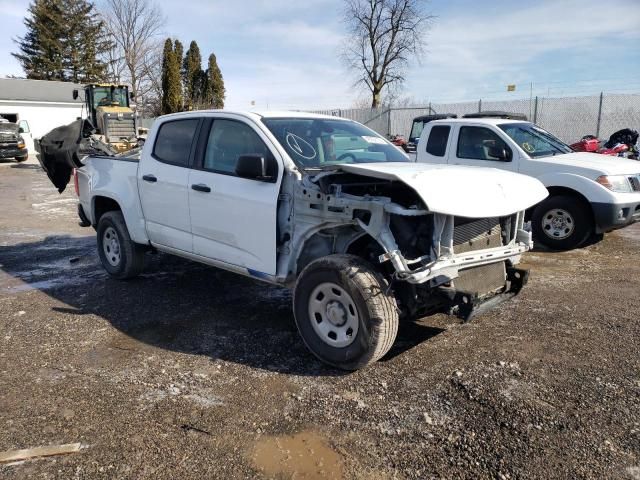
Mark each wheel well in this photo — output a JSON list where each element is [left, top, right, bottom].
[[528, 186, 594, 220], [93, 196, 121, 225], [346, 233, 383, 259], [296, 229, 381, 275]]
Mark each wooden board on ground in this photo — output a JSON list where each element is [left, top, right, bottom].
[[0, 443, 82, 463]]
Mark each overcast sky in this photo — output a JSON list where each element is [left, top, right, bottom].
[[1, 0, 639, 110]]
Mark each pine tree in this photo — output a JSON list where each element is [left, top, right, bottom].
[[12, 0, 66, 80], [63, 0, 112, 82], [206, 53, 225, 109], [174, 40, 184, 70], [161, 38, 183, 114], [182, 41, 202, 110], [13, 0, 111, 82]]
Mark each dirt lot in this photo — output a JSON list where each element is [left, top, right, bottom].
[[1, 157, 639, 479]]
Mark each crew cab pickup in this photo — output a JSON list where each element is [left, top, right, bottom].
[[42, 111, 547, 369], [415, 117, 640, 249]]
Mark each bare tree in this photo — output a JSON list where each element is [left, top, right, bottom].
[[343, 0, 433, 108], [139, 40, 163, 115], [100, 0, 165, 105]]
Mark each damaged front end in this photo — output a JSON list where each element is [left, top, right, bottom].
[[280, 165, 546, 321]]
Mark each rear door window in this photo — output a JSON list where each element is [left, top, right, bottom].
[[426, 125, 450, 156], [152, 119, 199, 166]]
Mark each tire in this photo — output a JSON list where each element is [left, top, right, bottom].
[[532, 195, 593, 250], [96, 211, 145, 279], [15, 155, 28, 162], [293, 254, 399, 370]]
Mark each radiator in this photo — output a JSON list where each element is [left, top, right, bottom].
[[453, 218, 506, 296]]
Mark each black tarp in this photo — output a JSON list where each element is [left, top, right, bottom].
[[37, 119, 93, 193]]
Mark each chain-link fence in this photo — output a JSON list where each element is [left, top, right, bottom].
[[312, 93, 640, 144]]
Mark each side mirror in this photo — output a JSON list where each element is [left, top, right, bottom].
[[235, 154, 278, 182], [129, 91, 135, 100], [72, 89, 79, 100], [488, 146, 511, 161], [18, 127, 24, 133]]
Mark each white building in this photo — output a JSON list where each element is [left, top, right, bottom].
[[0, 78, 84, 140]]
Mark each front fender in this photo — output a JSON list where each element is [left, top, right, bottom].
[[536, 172, 617, 204]]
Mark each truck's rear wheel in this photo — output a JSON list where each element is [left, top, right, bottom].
[[293, 254, 398, 370], [532, 195, 593, 250], [97, 211, 145, 279]]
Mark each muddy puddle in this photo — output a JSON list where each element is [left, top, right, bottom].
[[251, 430, 343, 479]]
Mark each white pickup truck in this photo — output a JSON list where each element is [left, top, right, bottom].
[[41, 111, 547, 369], [415, 116, 640, 250]]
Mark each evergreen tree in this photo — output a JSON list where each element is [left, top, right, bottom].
[[161, 39, 172, 114], [13, 0, 111, 82], [161, 38, 183, 114], [206, 53, 225, 109], [174, 40, 184, 70], [12, 0, 66, 80], [182, 41, 202, 110], [63, 0, 112, 82]]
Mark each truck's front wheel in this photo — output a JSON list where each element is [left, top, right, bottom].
[[532, 195, 593, 250], [293, 254, 399, 370], [97, 211, 145, 279]]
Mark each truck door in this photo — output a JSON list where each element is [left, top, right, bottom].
[[138, 118, 199, 252], [17, 120, 35, 154], [187, 117, 282, 276], [450, 125, 518, 172]]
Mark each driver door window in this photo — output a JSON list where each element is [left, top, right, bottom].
[[18, 120, 30, 134], [203, 119, 271, 175], [457, 126, 511, 161]]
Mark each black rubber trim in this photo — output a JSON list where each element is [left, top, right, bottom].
[[592, 201, 640, 232]]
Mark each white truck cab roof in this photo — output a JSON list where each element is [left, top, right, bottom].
[[157, 109, 348, 123], [431, 117, 525, 126]]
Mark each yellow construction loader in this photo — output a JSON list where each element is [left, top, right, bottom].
[[73, 84, 143, 152]]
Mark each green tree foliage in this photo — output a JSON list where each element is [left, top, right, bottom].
[[161, 38, 183, 114], [161, 37, 224, 113], [174, 40, 184, 68], [13, 0, 111, 82], [206, 53, 225, 109], [183, 41, 203, 110]]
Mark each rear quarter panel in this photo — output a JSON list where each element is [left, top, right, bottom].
[[79, 156, 149, 244]]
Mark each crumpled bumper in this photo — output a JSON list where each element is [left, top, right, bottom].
[[438, 266, 529, 321]]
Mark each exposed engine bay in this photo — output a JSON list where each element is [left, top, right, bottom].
[[276, 169, 532, 320]]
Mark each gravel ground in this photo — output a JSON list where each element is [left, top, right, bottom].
[[0, 158, 639, 479]]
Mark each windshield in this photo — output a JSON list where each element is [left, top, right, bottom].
[[409, 120, 425, 141], [262, 117, 408, 169], [499, 123, 573, 158], [92, 87, 128, 108]]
